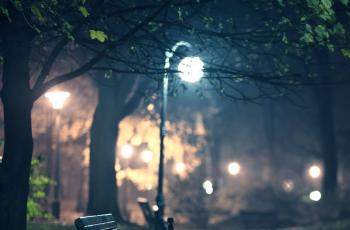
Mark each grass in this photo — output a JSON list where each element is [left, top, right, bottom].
[[28, 223, 75, 230], [29, 219, 350, 230], [28, 222, 146, 230]]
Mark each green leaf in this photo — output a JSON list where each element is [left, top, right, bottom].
[[282, 33, 288, 44], [277, 0, 285, 7], [0, 6, 10, 19], [63, 21, 74, 41], [31, 5, 44, 22], [340, 0, 349, 5], [341, 49, 350, 58], [177, 8, 183, 22], [79, 6, 89, 17], [89, 30, 108, 43]]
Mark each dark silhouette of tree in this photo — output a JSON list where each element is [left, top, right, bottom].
[[87, 73, 149, 220]]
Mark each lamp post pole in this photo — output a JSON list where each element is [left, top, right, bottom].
[[52, 110, 62, 219], [45, 91, 70, 219], [156, 41, 191, 221]]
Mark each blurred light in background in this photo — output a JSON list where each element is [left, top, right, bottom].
[[152, 205, 159, 212], [308, 165, 322, 179], [282, 179, 294, 192], [140, 149, 153, 163], [146, 184, 153, 191], [121, 144, 134, 159], [147, 103, 154, 112], [202, 180, 213, 195], [227, 161, 241, 176], [175, 162, 186, 174], [45, 91, 70, 110], [178, 56, 204, 83], [309, 190, 322, 201]]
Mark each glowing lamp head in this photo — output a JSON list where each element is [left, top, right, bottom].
[[121, 144, 134, 159], [309, 190, 322, 202], [308, 165, 321, 179], [202, 180, 213, 195], [282, 179, 294, 192], [45, 91, 70, 110], [178, 56, 204, 83], [141, 150, 153, 163], [175, 162, 186, 173], [228, 161, 241, 176], [152, 205, 159, 212]]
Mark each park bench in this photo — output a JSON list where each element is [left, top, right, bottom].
[[74, 213, 119, 230], [137, 197, 174, 230]]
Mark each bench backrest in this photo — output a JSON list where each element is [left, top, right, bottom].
[[74, 214, 118, 230]]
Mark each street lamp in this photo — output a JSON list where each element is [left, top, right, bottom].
[[156, 41, 204, 222], [45, 90, 70, 219], [309, 190, 322, 202], [308, 164, 322, 179], [175, 162, 186, 174], [141, 149, 153, 163], [202, 180, 214, 195], [121, 144, 134, 159], [227, 161, 241, 176]]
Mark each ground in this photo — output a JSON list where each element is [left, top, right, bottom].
[[28, 219, 350, 230], [27, 222, 146, 230]]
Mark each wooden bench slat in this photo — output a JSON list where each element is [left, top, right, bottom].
[[75, 214, 118, 230]]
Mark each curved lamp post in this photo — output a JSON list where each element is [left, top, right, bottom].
[[156, 41, 204, 222]]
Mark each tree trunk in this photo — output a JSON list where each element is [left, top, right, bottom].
[[315, 50, 338, 203], [87, 84, 123, 220], [0, 19, 33, 230], [316, 85, 337, 199]]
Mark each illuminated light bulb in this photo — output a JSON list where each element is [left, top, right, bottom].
[[308, 165, 321, 179], [282, 179, 294, 192], [147, 103, 154, 112], [121, 144, 134, 159], [227, 161, 241, 176], [146, 184, 153, 191], [152, 205, 159, 212], [205, 187, 213, 195], [175, 162, 185, 173], [309, 190, 322, 202], [178, 57, 204, 83], [141, 150, 153, 163], [202, 180, 213, 195], [45, 91, 70, 110]]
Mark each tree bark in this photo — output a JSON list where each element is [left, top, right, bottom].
[[0, 16, 34, 230], [314, 51, 338, 203], [87, 84, 123, 219], [316, 85, 337, 199], [87, 75, 144, 220]]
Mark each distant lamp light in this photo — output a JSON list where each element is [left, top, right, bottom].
[[141, 150, 153, 163], [146, 184, 153, 191], [308, 165, 321, 179], [178, 56, 204, 83], [152, 205, 159, 212], [175, 162, 186, 174], [309, 190, 322, 202], [202, 180, 213, 195], [121, 144, 134, 159], [227, 161, 241, 176], [147, 103, 154, 112], [282, 179, 294, 192], [45, 91, 70, 110]]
